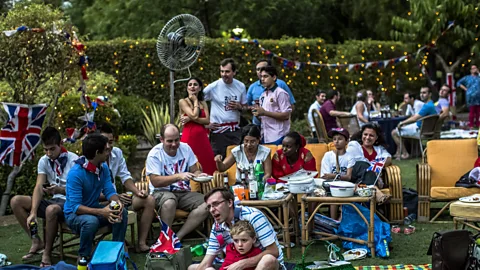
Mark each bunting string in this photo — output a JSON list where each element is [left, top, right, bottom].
[[231, 21, 455, 71]]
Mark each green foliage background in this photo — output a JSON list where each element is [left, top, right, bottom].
[[85, 38, 428, 119]]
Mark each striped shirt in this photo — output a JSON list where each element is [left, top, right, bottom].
[[206, 206, 285, 268]]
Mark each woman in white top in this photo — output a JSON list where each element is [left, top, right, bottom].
[[350, 90, 369, 127], [347, 123, 392, 167], [214, 124, 272, 181], [366, 89, 382, 112]]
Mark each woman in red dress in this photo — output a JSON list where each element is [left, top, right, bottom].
[[179, 78, 216, 175], [272, 131, 316, 182]]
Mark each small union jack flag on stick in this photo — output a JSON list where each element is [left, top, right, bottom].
[[150, 209, 182, 254], [0, 103, 48, 166], [367, 157, 386, 187]]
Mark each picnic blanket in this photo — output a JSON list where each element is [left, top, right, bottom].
[[355, 264, 431, 270]]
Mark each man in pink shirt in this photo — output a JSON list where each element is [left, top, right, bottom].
[[252, 66, 292, 145]]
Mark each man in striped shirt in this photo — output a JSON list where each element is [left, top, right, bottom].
[[189, 188, 284, 270]]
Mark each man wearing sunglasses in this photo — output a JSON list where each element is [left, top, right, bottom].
[[247, 59, 296, 126], [189, 188, 284, 270]]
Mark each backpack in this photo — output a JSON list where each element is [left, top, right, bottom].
[[427, 230, 479, 270]]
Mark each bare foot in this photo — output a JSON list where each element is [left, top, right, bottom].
[[400, 153, 410, 160], [40, 254, 52, 266], [137, 243, 150, 253]]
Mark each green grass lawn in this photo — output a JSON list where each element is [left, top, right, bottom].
[[0, 158, 460, 267]]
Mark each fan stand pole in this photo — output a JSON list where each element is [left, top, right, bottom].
[[169, 70, 175, 124]]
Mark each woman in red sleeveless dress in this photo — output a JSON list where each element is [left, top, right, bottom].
[[179, 78, 216, 175]]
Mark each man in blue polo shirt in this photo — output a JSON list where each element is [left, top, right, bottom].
[[247, 59, 295, 126], [392, 87, 437, 159], [64, 133, 128, 260]]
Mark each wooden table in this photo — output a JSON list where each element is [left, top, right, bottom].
[[451, 200, 480, 231], [300, 194, 377, 257], [239, 193, 296, 259]]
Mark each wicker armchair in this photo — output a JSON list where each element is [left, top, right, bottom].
[[336, 114, 361, 137], [311, 109, 331, 143], [416, 139, 478, 222]]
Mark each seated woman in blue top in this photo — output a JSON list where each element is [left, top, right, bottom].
[[391, 87, 437, 160]]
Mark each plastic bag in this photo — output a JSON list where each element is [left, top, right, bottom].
[[335, 203, 391, 258]]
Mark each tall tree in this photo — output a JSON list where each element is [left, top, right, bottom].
[[0, 3, 79, 215], [392, 0, 480, 83]]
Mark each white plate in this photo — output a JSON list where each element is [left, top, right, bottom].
[[342, 248, 367, 261], [279, 171, 318, 181], [193, 175, 213, 182], [459, 195, 480, 203]]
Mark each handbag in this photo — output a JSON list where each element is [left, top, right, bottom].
[[427, 230, 473, 270], [145, 246, 192, 270]]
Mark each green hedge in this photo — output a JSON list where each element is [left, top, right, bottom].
[[85, 38, 426, 119]]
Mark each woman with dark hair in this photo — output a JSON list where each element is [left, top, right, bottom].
[[272, 131, 316, 182], [214, 124, 272, 180], [350, 90, 369, 127], [347, 123, 392, 167], [179, 77, 216, 175]]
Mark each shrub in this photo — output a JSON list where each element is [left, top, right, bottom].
[[117, 135, 138, 162], [115, 95, 150, 135], [85, 38, 426, 120], [55, 94, 121, 135]]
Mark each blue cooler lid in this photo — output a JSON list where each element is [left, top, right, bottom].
[[91, 241, 124, 265]]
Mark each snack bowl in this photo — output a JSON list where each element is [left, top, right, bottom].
[[356, 187, 373, 197]]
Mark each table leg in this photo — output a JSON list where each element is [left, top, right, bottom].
[[454, 217, 458, 230], [369, 196, 376, 258], [301, 198, 306, 254], [283, 200, 291, 259]]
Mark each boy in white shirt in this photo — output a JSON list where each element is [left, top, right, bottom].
[[10, 127, 78, 266], [321, 128, 355, 220]]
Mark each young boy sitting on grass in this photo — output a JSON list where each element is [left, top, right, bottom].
[[206, 220, 263, 270]]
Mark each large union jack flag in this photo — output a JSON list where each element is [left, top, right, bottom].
[[367, 157, 386, 175], [0, 103, 48, 166], [150, 216, 182, 254]]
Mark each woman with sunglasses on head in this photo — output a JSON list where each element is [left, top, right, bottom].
[[214, 124, 272, 181], [179, 77, 216, 175], [272, 131, 316, 183]]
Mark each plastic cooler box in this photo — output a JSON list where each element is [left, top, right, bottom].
[[89, 241, 127, 270]]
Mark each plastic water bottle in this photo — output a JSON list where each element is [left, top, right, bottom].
[[404, 213, 417, 225], [248, 165, 258, 200], [77, 256, 88, 270], [254, 160, 265, 199]]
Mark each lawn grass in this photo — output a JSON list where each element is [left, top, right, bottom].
[[0, 157, 459, 267]]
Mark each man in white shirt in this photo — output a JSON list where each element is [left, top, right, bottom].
[[307, 89, 327, 138], [404, 92, 424, 116], [203, 58, 248, 158], [10, 127, 78, 266], [146, 124, 209, 240], [98, 124, 155, 252]]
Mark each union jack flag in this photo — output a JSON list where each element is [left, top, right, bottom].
[[367, 157, 386, 175], [150, 216, 182, 254], [0, 103, 48, 166]]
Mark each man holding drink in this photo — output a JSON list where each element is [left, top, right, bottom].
[[203, 58, 248, 158]]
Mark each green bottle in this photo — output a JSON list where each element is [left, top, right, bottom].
[[191, 243, 208, 257], [254, 160, 265, 199]]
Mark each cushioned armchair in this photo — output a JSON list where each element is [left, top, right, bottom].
[[417, 139, 478, 222]]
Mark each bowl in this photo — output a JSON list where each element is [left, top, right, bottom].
[[329, 181, 355, 197], [356, 187, 373, 197], [313, 178, 326, 187]]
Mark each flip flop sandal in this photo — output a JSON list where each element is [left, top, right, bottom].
[[391, 225, 401, 234], [404, 225, 416, 235], [22, 250, 43, 261]]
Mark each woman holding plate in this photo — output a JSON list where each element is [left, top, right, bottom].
[[214, 124, 272, 181], [272, 131, 316, 183]]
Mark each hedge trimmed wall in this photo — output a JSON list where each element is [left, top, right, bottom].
[[86, 38, 425, 119]]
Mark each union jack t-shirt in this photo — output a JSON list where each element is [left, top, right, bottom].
[[146, 142, 198, 193]]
